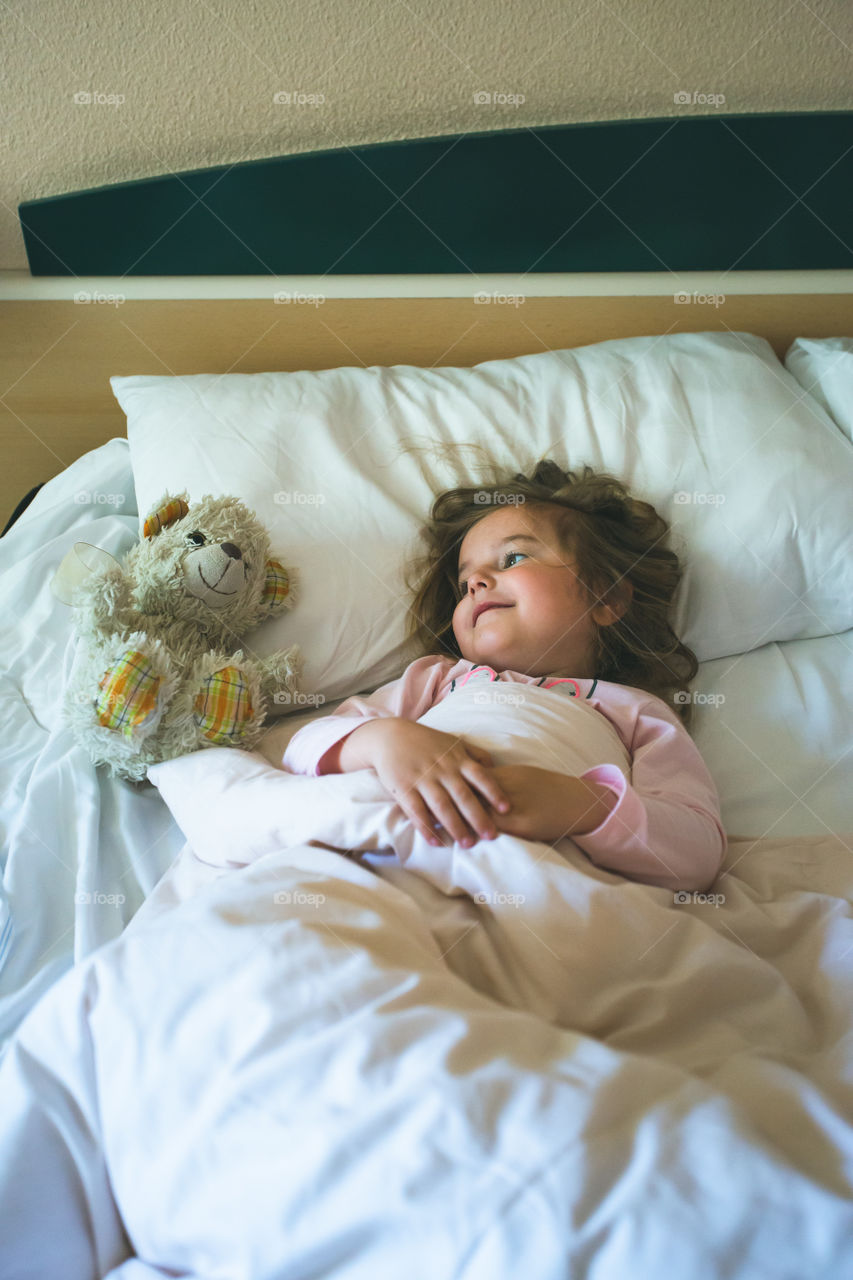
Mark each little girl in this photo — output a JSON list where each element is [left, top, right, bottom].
[[284, 459, 726, 893]]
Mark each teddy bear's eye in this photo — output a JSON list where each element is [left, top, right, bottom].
[[186, 531, 206, 546]]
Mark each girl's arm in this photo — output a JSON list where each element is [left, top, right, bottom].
[[282, 654, 511, 847], [485, 767, 620, 844], [488, 692, 724, 893], [281, 656, 452, 776], [568, 698, 727, 894], [336, 716, 511, 847]]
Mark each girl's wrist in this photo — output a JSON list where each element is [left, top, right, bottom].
[[562, 777, 619, 835], [334, 717, 398, 773]]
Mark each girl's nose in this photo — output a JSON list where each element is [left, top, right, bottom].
[[467, 567, 493, 592]]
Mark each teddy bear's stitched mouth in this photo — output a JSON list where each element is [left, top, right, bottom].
[[197, 566, 238, 596]]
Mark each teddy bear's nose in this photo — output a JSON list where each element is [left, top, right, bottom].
[[220, 543, 242, 560]]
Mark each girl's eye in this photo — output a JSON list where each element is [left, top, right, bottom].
[[457, 549, 527, 596]]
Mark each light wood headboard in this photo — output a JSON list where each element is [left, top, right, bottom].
[[2, 289, 852, 532]]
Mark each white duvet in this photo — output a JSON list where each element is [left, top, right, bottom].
[[2, 686, 852, 1276]]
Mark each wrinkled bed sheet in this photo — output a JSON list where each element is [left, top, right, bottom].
[[1, 746, 852, 1276]]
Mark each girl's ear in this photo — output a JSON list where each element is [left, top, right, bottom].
[[592, 581, 633, 627]]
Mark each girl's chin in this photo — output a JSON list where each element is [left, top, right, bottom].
[[462, 643, 514, 669]]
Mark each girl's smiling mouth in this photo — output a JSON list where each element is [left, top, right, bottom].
[[472, 602, 512, 625]]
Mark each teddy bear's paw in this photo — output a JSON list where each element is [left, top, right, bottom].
[[258, 646, 303, 711], [193, 665, 258, 746], [95, 647, 167, 742]]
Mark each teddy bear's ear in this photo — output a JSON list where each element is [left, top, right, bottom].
[[142, 494, 190, 539], [259, 558, 297, 616]]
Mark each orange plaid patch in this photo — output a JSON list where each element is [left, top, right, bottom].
[[262, 559, 291, 609], [193, 666, 255, 744], [143, 498, 189, 539], [96, 650, 161, 739]]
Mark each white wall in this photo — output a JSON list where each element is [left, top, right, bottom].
[[3, 0, 851, 270]]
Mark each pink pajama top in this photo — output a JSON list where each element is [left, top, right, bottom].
[[283, 656, 727, 892]]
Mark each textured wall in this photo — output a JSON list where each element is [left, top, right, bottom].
[[3, 0, 851, 270]]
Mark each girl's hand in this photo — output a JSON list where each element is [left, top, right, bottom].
[[341, 718, 511, 847], [488, 765, 617, 844]]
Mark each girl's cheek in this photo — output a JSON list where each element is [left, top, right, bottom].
[[452, 603, 467, 637]]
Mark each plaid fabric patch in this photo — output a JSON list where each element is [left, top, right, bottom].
[[143, 497, 189, 539], [262, 559, 291, 609], [96, 650, 161, 739], [193, 666, 255, 744]]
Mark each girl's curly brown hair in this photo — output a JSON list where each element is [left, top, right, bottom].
[[404, 456, 699, 727]]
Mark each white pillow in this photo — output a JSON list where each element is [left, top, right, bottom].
[[112, 331, 853, 711], [784, 337, 853, 443]]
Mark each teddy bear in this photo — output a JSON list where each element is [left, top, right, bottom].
[[58, 490, 302, 782]]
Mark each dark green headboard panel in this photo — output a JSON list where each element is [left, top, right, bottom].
[[19, 112, 853, 275]]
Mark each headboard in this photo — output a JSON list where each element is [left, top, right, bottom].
[[3, 111, 852, 531]]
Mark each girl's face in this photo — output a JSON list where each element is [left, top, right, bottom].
[[451, 503, 621, 678]]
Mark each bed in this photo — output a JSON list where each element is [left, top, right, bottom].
[[2, 116, 853, 1280]]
